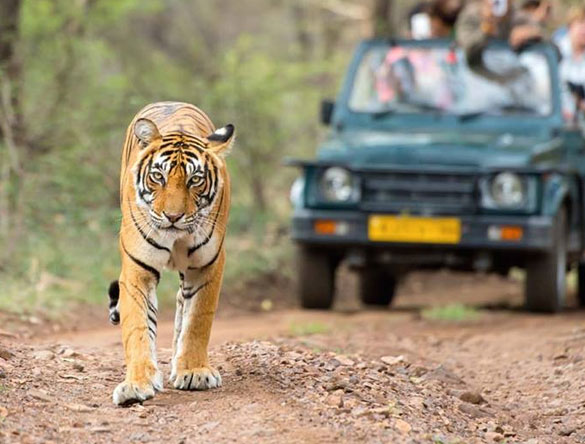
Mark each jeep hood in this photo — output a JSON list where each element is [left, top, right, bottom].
[[317, 130, 563, 170]]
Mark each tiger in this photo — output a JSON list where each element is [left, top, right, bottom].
[[108, 101, 234, 406]]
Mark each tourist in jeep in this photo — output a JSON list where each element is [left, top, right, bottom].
[[558, 6, 585, 120], [456, 0, 547, 81]]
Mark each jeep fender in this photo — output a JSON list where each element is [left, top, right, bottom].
[[541, 173, 570, 217], [541, 173, 584, 253]]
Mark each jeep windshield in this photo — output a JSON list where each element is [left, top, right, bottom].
[[348, 43, 553, 118]]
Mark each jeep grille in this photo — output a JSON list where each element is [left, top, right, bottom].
[[360, 171, 477, 215]]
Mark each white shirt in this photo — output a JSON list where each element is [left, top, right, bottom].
[[558, 35, 585, 118]]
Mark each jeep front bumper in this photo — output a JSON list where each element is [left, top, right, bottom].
[[291, 209, 554, 252]]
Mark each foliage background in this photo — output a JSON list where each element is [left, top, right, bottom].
[[0, 0, 371, 313], [0, 0, 575, 314]]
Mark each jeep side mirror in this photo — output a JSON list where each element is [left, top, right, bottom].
[[320, 99, 335, 126]]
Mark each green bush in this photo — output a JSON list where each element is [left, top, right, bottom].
[[0, 0, 348, 314]]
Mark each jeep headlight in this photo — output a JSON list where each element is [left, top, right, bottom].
[[320, 167, 359, 202], [289, 176, 305, 207], [481, 172, 536, 210]]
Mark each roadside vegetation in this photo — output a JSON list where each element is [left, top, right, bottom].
[[2, 0, 577, 315], [421, 304, 482, 322], [0, 0, 366, 314], [289, 321, 331, 336]]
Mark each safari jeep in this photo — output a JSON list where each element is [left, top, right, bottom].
[[288, 39, 585, 313]]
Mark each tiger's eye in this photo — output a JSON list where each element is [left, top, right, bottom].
[[150, 171, 164, 182], [188, 176, 204, 187]]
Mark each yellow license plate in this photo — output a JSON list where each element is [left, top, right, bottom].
[[368, 215, 461, 244]]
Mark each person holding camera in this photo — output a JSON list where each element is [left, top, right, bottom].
[[456, 0, 547, 80], [558, 6, 585, 120]]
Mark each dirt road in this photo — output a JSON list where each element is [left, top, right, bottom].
[[2, 273, 585, 443]]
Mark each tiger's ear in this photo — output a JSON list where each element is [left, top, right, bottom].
[[134, 118, 161, 148], [206, 124, 235, 158]]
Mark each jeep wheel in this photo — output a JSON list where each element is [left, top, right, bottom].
[[525, 209, 567, 313], [357, 268, 397, 307], [297, 246, 337, 309], [577, 261, 585, 307]]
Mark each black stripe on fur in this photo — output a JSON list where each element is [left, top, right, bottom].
[[121, 241, 161, 283]]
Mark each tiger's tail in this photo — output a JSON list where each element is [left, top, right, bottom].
[[108, 280, 120, 325]]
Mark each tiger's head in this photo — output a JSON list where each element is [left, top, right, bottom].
[[131, 118, 235, 233]]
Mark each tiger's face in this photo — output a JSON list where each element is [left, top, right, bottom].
[[132, 118, 234, 234]]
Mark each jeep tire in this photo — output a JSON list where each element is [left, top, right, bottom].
[[297, 246, 337, 309], [577, 261, 585, 307], [525, 208, 567, 313], [357, 268, 397, 307]]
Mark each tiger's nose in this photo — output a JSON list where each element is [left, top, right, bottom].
[[164, 212, 184, 223]]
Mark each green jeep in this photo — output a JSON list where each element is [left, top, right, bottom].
[[288, 39, 585, 313]]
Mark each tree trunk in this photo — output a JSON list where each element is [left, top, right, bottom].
[[372, 0, 394, 37], [251, 175, 267, 213], [0, 0, 23, 265], [321, 10, 341, 60], [0, 0, 24, 147], [290, 4, 312, 60]]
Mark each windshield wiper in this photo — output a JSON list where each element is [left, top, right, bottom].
[[458, 104, 536, 122], [497, 104, 535, 113], [371, 101, 445, 119], [457, 111, 487, 122], [372, 108, 396, 119], [410, 102, 446, 116]]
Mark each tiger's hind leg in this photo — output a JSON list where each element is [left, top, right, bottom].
[[112, 264, 163, 406], [170, 251, 224, 390]]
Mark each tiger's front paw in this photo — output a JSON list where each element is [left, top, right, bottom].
[[171, 366, 222, 391], [112, 371, 163, 406]]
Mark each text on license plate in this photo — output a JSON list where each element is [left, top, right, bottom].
[[368, 215, 461, 244]]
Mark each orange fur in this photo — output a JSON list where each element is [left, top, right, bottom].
[[112, 102, 233, 406]]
